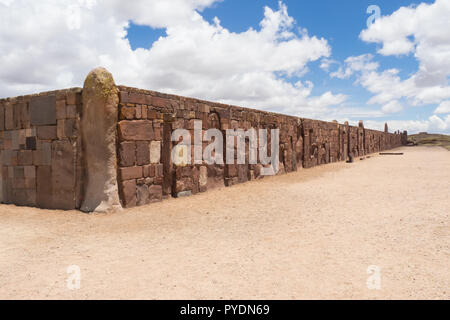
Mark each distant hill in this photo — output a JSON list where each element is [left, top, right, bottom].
[[409, 133, 450, 151]]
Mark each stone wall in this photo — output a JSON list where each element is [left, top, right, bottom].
[[0, 88, 83, 209], [115, 86, 406, 209], [0, 69, 407, 211]]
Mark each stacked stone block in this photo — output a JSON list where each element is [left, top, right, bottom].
[[117, 90, 165, 208], [0, 89, 83, 209], [0, 74, 407, 211]]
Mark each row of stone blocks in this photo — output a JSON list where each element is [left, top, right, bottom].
[[0, 89, 82, 209], [0, 68, 406, 212]]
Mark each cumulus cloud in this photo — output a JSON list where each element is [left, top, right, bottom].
[[381, 100, 403, 114], [359, 0, 450, 103], [0, 0, 347, 119], [434, 101, 450, 114]]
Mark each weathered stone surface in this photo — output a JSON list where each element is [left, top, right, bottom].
[[148, 185, 163, 202], [136, 141, 150, 165], [56, 100, 66, 119], [119, 166, 142, 181], [30, 95, 57, 126], [18, 150, 33, 166], [80, 67, 122, 213], [33, 142, 52, 166], [119, 141, 136, 167], [36, 165, 53, 209], [52, 140, 76, 210], [26, 136, 37, 150], [24, 166, 35, 178], [121, 179, 136, 208], [118, 120, 154, 141], [136, 184, 149, 206], [37, 126, 57, 140]]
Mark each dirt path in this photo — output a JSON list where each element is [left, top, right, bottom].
[[0, 146, 449, 300]]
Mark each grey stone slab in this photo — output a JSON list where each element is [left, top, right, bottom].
[[30, 95, 57, 126]]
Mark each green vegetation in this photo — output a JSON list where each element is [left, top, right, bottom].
[[409, 133, 450, 151]]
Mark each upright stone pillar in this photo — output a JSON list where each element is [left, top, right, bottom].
[[80, 68, 122, 213]]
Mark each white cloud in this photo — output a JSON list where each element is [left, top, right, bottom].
[[0, 0, 346, 120], [359, 0, 450, 101], [381, 100, 403, 114], [434, 101, 450, 114], [365, 114, 450, 135]]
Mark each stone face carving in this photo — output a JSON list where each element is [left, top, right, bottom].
[[80, 67, 121, 213]]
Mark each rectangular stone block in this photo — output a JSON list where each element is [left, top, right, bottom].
[[0, 104, 4, 131], [24, 166, 36, 178], [36, 166, 52, 208], [148, 185, 163, 203], [33, 142, 52, 166], [119, 166, 143, 181], [56, 100, 66, 119], [30, 95, 56, 126], [136, 184, 149, 206], [66, 105, 77, 119], [121, 179, 136, 208], [26, 136, 37, 150], [51, 140, 76, 209], [57, 119, 66, 139], [24, 178, 36, 189], [37, 126, 57, 140], [128, 93, 147, 105], [119, 141, 136, 167], [18, 150, 33, 166], [136, 141, 150, 166], [64, 119, 77, 138], [5, 103, 14, 130], [118, 120, 154, 141]]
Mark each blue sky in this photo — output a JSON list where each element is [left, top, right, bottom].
[[1, 0, 449, 133], [123, 0, 448, 133]]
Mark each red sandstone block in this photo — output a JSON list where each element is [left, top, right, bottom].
[[66, 104, 77, 119], [119, 91, 129, 103], [37, 126, 57, 140], [148, 185, 163, 203], [120, 106, 135, 120], [57, 120, 66, 139], [136, 141, 150, 166], [135, 106, 142, 119], [118, 120, 154, 141], [64, 119, 77, 138], [136, 184, 149, 206], [141, 105, 148, 119], [128, 93, 147, 105], [66, 92, 78, 105], [147, 109, 157, 119], [143, 164, 155, 178], [119, 141, 136, 167], [152, 96, 170, 109], [119, 166, 142, 181], [121, 179, 136, 208], [156, 164, 163, 177], [18, 150, 33, 166], [56, 100, 66, 120], [24, 166, 36, 178]]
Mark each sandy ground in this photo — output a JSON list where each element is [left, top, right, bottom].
[[0, 146, 449, 300]]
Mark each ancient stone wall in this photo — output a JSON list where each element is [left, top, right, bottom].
[[115, 86, 406, 209], [0, 69, 407, 211], [0, 89, 83, 209]]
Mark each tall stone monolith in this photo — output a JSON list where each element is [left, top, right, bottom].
[[80, 67, 122, 213]]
